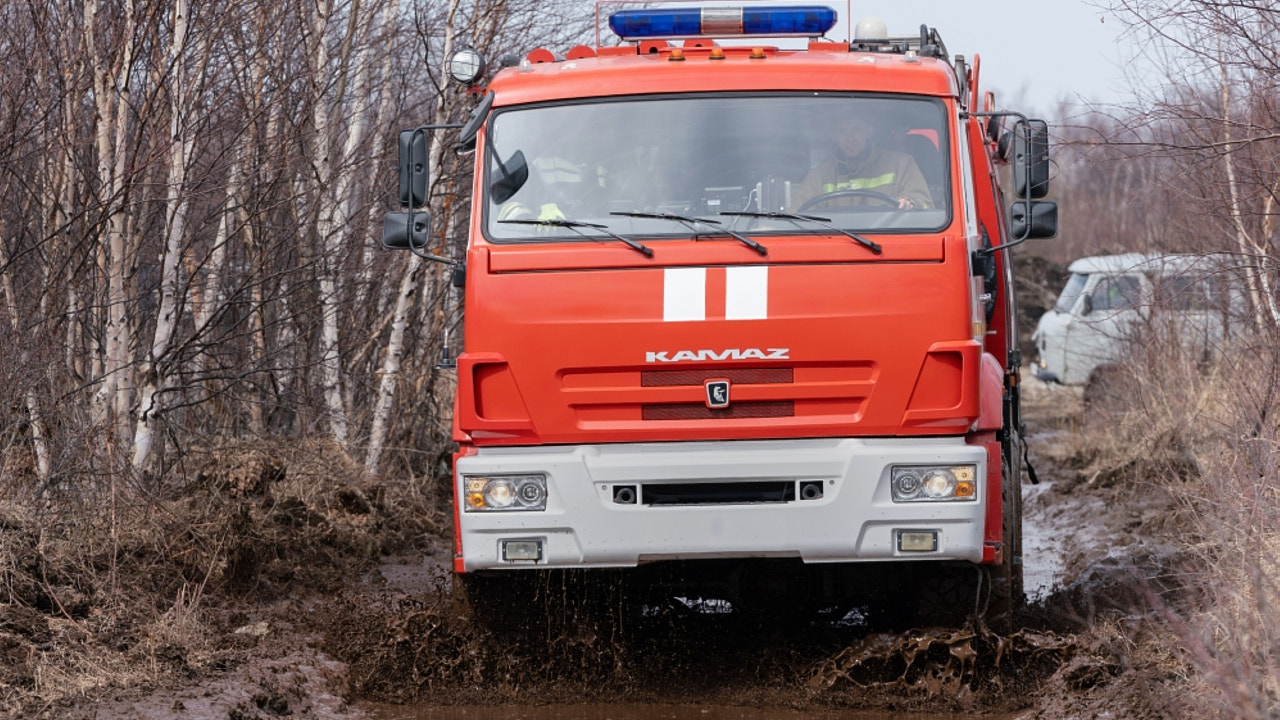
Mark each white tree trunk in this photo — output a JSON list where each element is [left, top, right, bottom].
[[353, 0, 403, 313], [194, 136, 245, 368], [1219, 60, 1280, 331], [308, 0, 352, 446], [134, 0, 194, 470], [364, 256, 420, 472], [0, 240, 51, 481], [86, 0, 139, 452]]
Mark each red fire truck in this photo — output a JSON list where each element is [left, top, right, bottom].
[[385, 4, 1057, 627]]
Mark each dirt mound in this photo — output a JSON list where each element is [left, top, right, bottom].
[[0, 439, 442, 719], [810, 627, 1076, 707]]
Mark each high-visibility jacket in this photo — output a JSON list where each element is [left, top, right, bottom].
[[790, 148, 932, 211]]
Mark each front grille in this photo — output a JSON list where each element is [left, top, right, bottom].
[[641, 401, 795, 420], [641, 368, 793, 387]]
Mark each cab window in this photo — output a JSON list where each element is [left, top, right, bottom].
[[1088, 275, 1142, 312]]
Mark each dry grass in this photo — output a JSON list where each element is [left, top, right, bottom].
[[1070, 325, 1280, 718]]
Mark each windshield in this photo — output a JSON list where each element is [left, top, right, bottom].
[[484, 94, 951, 243], [1054, 273, 1089, 313]]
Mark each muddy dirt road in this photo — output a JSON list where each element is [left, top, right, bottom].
[[64, 376, 1177, 720], [366, 704, 1021, 719]]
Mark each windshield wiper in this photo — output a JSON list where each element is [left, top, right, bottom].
[[498, 218, 653, 258], [720, 211, 882, 255], [611, 211, 767, 257]]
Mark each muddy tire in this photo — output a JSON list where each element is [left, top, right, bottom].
[[454, 571, 540, 634], [457, 570, 629, 639], [911, 448, 1024, 631], [984, 452, 1025, 631]]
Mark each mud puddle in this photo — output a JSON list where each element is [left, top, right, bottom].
[[364, 703, 1020, 720], [1021, 480, 1067, 601]]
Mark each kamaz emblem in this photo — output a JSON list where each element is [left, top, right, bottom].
[[705, 379, 730, 409], [644, 348, 790, 363]]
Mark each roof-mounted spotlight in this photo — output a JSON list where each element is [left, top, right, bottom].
[[448, 47, 487, 85]]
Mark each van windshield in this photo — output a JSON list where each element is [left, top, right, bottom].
[[484, 94, 950, 242], [1054, 273, 1088, 313]]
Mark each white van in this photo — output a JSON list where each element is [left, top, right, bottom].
[[1031, 253, 1248, 386]]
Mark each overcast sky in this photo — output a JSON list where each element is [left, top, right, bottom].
[[855, 1, 1133, 117], [587, 1, 1138, 119]]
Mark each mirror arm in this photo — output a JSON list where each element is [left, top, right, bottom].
[[407, 238, 455, 265], [972, 110, 1054, 255], [978, 200, 1032, 256]]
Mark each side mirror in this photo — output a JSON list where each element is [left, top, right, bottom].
[[1080, 294, 1094, 316], [1009, 200, 1058, 240], [398, 130, 429, 208], [1013, 119, 1049, 199], [490, 149, 529, 204], [382, 210, 430, 250]]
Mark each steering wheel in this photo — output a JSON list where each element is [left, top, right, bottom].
[[797, 188, 899, 213]]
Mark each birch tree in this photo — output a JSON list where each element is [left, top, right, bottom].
[[133, 0, 206, 470], [85, 0, 140, 452]]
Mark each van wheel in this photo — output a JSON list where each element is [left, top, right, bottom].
[[1083, 364, 1122, 407]]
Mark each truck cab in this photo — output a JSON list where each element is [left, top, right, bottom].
[[385, 5, 1057, 626]]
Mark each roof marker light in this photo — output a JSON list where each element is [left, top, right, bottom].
[[609, 6, 838, 41]]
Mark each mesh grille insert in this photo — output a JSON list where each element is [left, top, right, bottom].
[[641, 368, 793, 387], [641, 401, 794, 420]]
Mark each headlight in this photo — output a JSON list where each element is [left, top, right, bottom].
[[463, 474, 548, 512], [890, 465, 976, 502]]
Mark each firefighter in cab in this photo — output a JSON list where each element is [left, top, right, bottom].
[[791, 112, 933, 212]]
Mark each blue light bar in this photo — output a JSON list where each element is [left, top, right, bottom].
[[609, 6, 838, 40]]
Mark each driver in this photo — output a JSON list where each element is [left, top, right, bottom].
[[789, 115, 932, 211]]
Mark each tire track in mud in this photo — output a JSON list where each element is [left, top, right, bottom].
[[321, 567, 1082, 715]]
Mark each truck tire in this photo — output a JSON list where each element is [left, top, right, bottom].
[[454, 571, 540, 634], [984, 455, 1024, 631], [912, 451, 1023, 631], [456, 569, 628, 638]]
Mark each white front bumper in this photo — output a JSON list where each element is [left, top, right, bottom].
[[456, 437, 988, 571]]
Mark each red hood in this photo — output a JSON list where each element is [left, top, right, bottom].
[[454, 234, 980, 446]]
